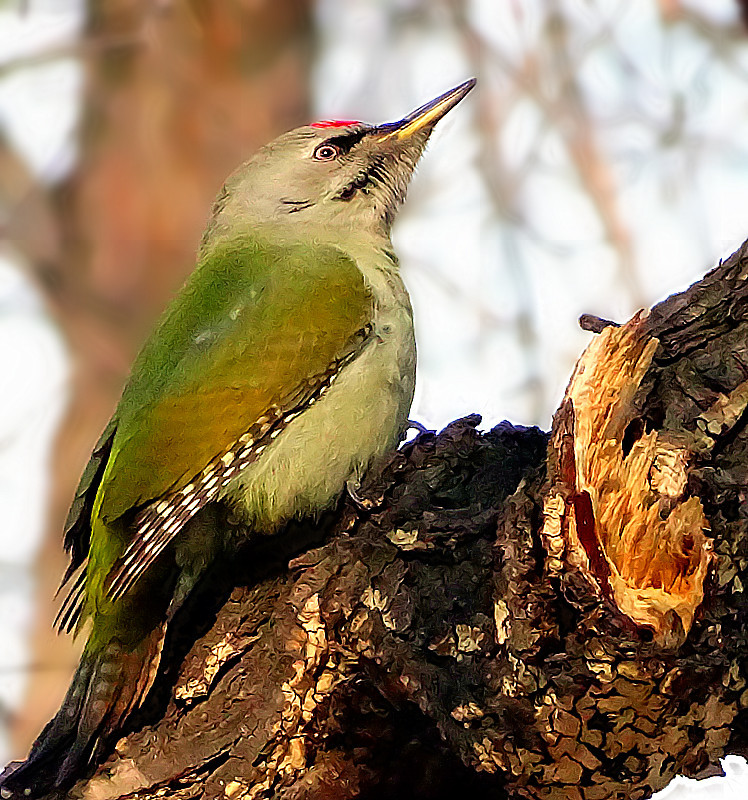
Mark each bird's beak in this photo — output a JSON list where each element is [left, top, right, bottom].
[[373, 78, 476, 141]]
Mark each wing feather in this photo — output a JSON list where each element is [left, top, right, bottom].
[[104, 338, 368, 600], [80, 235, 372, 611], [57, 421, 117, 592]]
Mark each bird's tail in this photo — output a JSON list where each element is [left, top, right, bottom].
[[0, 623, 165, 799]]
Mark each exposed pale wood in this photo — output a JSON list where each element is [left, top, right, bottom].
[[543, 313, 713, 645]]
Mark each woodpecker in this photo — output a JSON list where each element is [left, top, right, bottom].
[[0, 78, 475, 797]]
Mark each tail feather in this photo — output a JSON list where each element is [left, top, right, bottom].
[[0, 625, 165, 799]]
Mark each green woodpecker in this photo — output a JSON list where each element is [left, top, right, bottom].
[[0, 78, 475, 797]]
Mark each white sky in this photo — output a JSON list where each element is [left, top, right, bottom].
[[316, 0, 748, 432], [315, 1, 748, 797], [0, 0, 82, 766], [1, 0, 748, 796]]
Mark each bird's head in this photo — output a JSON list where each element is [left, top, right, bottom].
[[203, 79, 475, 249]]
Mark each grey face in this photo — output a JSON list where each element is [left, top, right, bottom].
[[203, 79, 475, 247], [208, 123, 431, 244], [268, 124, 429, 227]]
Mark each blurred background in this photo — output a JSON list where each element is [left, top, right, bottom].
[[2, 0, 748, 797]]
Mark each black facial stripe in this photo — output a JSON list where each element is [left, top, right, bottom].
[[336, 155, 387, 201], [321, 129, 368, 155], [280, 198, 315, 213], [337, 170, 374, 201]]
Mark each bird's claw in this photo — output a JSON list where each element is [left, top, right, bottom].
[[407, 418, 434, 435]]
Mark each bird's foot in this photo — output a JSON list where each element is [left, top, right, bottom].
[[407, 418, 434, 435]]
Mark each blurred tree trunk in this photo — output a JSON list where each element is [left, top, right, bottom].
[[45, 240, 748, 799], [14, 0, 313, 757]]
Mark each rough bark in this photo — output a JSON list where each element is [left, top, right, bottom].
[[41, 241, 748, 798]]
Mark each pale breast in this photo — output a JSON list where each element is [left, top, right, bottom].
[[223, 257, 416, 531]]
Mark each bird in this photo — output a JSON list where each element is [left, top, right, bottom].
[[0, 77, 475, 798]]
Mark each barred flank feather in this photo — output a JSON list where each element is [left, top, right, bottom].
[[105, 345, 360, 602]]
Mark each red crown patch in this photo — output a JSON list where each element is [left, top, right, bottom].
[[310, 119, 362, 129]]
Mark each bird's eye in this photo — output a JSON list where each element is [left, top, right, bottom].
[[313, 143, 341, 161]]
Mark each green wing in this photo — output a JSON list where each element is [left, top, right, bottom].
[[98, 234, 372, 523], [65, 234, 371, 624]]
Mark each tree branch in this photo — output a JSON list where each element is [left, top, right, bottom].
[[28, 241, 748, 798]]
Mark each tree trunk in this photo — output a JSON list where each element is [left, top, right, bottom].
[[37, 241, 748, 798]]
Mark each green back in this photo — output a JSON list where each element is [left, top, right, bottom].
[[96, 234, 372, 524]]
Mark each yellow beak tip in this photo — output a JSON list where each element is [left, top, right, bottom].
[[377, 78, 476, 141]]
